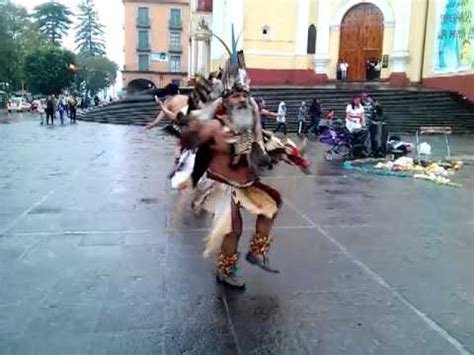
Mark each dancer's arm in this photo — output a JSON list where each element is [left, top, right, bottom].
[[181, 119, 220, 149], [157, 99, 178, 120], [146, 110, 165, 129], [261, 108, 278, 117], [146, 98, 177, 129]]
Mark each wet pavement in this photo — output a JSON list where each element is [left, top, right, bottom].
[[1, 112, 473, 354]]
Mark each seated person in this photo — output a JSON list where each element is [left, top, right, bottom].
[[345, 97, 370, 157], [345, 97, 365, 133]]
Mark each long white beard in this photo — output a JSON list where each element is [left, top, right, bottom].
[[231, 106, 254, 133]]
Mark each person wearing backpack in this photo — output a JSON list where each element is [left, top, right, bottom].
[[304, 98, 323, 136], [68, 95, 77, 124]]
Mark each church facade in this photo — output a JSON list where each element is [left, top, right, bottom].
[[189, 0, 473, 98]]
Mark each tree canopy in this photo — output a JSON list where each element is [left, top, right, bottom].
[[33, 1, 73, 45], [0, 3, 47, 91], [75, 56, 118, 96], [75, 0, 106, 57], [24, 46, 77, 95], [1, 1, 117, 97]]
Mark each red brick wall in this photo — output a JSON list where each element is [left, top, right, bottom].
[[422, 74, 474, 101]]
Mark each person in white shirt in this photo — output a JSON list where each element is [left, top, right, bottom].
[[340, 60, 349, 80], [346, 96, 372, 157], [36, 99, 45, 125], [345, 96, 365, 133], [274, 101, 287, 136]]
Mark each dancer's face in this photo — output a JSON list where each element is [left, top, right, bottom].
[[225, 91, 253, 132], [227, 92, 249, 109]]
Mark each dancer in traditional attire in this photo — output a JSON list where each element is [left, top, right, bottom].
[[160, 28, 310, 288], [165, 73, 309, 290]]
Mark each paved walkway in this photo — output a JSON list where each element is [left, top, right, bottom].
[[1, 114, 473, 354]]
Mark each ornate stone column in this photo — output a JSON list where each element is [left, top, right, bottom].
[[295, 0, 310, 54], [190, 37, 197, 77], [193, 18, 212, 77], [390, 0, 412, 85], [313, 0, 331, 81]]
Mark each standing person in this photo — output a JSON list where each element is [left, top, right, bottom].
[[368, 96, 387, 157], [297, 101, 307, 136], [45, 95, 55, 125], [256, 98, 277, 130], [361, 94, 374, 125], [374, 60, 381, 79], [68, 95, 77, 124], [373, 97, 383, 121], [64, 95, 69, 118], [341, 60, 349, 80], [336, 59, 342, 80], [305, 98, 322, 136], [94, 95, 100, 107], [57, 95, 66, 125], [345, 96, 365, 133], [274, 101, 287, 136], [37, 99, 45, 125]]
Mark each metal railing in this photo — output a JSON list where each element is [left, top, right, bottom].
[[136, 17, 150, 28], [168, 20, 182, 30], [168, 44, 182, 53]]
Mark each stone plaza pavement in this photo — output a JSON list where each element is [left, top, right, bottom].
[[0, 113, 473, 354]]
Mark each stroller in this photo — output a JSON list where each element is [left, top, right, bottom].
[[320, 119, 370, 160]]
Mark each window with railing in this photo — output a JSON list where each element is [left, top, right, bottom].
[[169, 9, 181, 29], [138, 30, 149, 50], [138, 54, 149, 71], [137, 7, 149, 27], [169, 31, 181, 52], [169, 55, 181, 73]]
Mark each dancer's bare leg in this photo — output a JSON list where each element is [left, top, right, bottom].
[[246, 183, 281, 273], [217, 199, 245, 288]]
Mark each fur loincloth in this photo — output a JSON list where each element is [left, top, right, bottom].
[[202, 181, 280, 257]]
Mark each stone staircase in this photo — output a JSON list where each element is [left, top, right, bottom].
[[78, 87, 474, 134]]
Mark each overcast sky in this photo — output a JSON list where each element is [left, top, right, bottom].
[[15, 0, 124, 88]]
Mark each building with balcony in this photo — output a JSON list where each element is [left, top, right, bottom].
[[122, 0, 190, 92]]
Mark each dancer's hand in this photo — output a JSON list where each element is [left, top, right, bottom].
[[155, 98, 164, 108]]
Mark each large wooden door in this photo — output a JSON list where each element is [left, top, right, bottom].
[[338, 3, 384, 80]]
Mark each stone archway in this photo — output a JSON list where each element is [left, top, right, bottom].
[[127, 78, 156, 94], [332, 0, 394, 27], [338, 3, 384, 80]]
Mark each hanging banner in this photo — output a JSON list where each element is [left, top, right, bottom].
[[151, 52, 168, 62], [433, 0, 474, 73]]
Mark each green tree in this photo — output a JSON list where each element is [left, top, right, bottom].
[[33, 1, 72, 45], [75, 0, 106, 57], [23, 46, 77, 95], [76, 56, 118, 96], [0, 3, 31, 91]]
